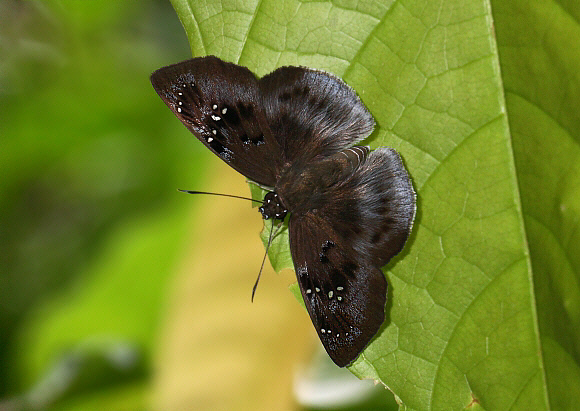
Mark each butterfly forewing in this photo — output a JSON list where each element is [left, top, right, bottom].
[[289, 214, 387, 367], [259, 67, 375, 164], [151, 57, 282, 187]]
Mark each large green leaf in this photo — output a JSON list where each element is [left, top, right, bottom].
[[171, 0, 580, 409], [492, 0, 580, 409]]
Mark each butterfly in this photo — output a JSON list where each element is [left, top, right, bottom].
[[151, 56, 416, 367]]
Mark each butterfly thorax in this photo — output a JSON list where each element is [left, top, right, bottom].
[[274, 146, 370, 215]]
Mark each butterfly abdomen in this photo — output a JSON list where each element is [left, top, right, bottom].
[[276, 146, 371, 214]]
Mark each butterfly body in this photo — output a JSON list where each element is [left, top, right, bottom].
[[151, 56, 415, 367]]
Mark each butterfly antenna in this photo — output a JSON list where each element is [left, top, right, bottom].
[[252, 219, 276, 302], [178, 189, 262, 203]]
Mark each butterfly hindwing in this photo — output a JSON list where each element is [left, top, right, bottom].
[[287, 146, 415, 366], [320, 147, 416, 268], [259, 66, 375, 164], [279, 146, 415, 267], [289, 213, 387, 367], [151, 56, 282, 187]]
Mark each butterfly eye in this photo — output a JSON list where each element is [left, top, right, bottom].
[[259, 191, 288, 220]]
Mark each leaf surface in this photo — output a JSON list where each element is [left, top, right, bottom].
[[171, 0, 580, 408]]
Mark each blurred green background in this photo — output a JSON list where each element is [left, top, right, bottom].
[[0, 1, 398, 409], [0, 0, 191, 405]]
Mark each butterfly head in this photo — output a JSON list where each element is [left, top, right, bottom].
[[258, 192, 288, 220]]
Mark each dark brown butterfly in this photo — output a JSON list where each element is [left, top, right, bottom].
[[151, 56, 415, 367]]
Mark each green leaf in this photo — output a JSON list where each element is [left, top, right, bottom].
[[492, 1, 580, 410], [172, 0, 580, 409]]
